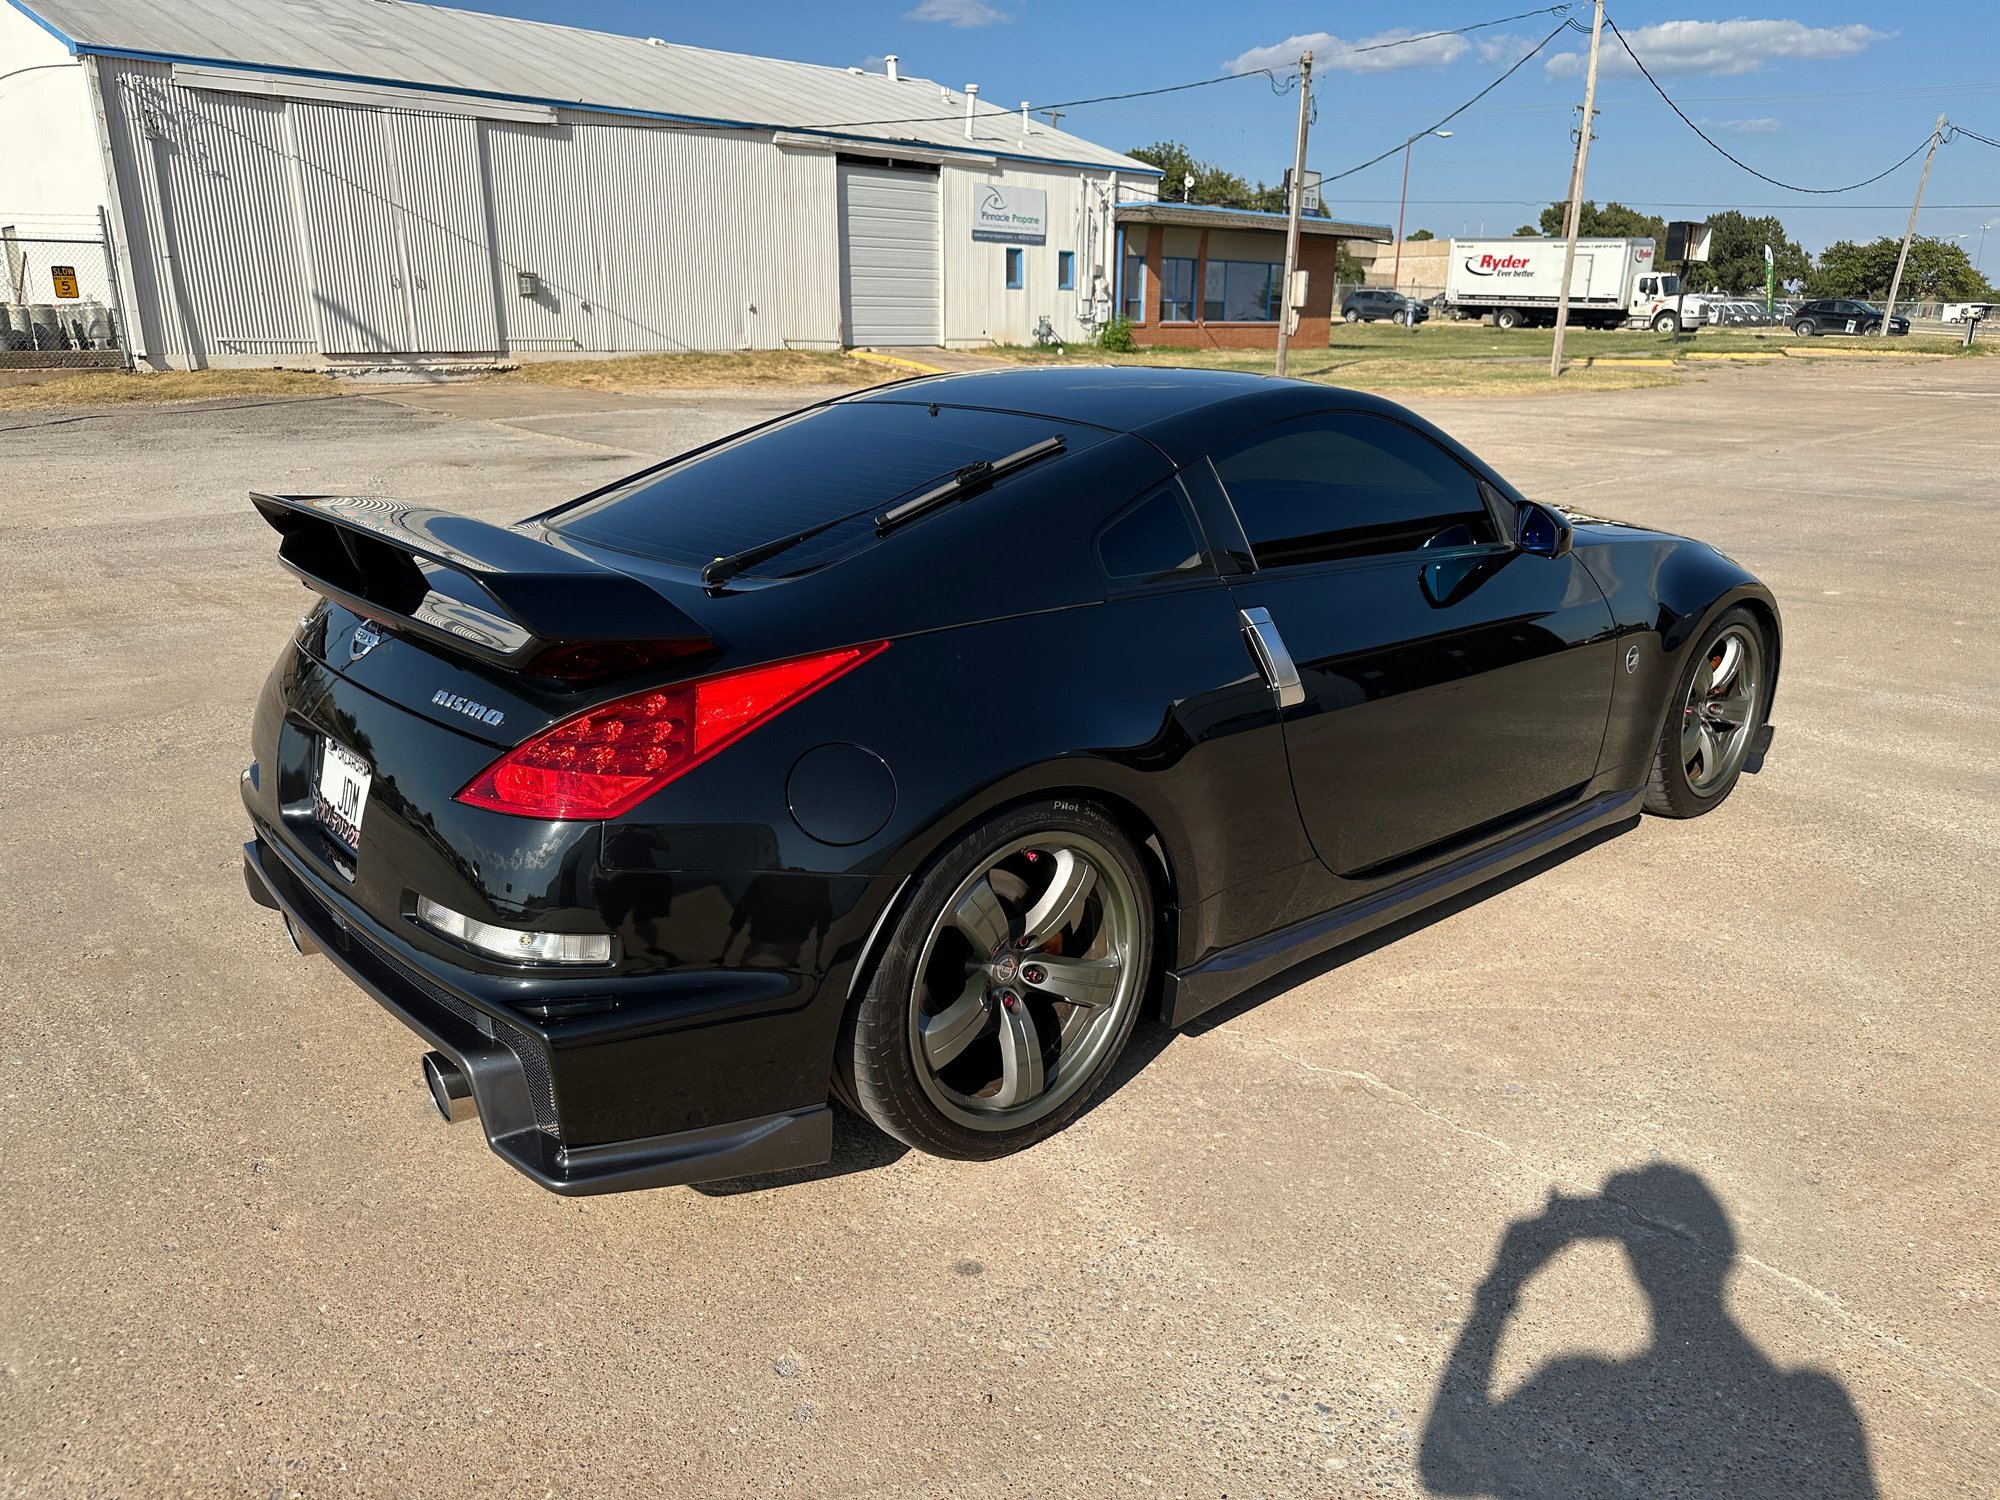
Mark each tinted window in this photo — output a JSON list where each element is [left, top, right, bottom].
[[1096, 483, 1206, 581], [1213, 412, 1498, 569], [550, 403, 1081, 571]]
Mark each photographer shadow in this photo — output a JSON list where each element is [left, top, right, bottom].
[[1420, 1163, 1878, 1499]]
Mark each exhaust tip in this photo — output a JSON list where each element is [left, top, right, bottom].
[[422, 1052, 476, 1124]]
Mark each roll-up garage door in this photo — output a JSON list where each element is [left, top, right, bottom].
[[838, 160, 941, 347]]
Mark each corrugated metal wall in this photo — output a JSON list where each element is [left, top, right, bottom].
[[95, 60, 1107, 368]]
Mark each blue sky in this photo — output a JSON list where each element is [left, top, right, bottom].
[[452, 0, 2000, 258]]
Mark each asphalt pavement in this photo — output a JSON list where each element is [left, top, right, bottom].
[[1, 357, 1994, 1497]]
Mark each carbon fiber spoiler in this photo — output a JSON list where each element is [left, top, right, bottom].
[[251, 493, 712, 676]]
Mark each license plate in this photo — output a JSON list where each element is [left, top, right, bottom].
[[315, 738, 373, 851]]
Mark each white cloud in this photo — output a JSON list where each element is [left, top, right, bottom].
[[1475, 33, 1533, 64], [1225, 29, 1470, 77], [905, 0, 1009, 26], [1545, 18, 1885, 79], [1724, 116, 1783, 132]]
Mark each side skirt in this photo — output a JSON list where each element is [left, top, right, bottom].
[[1162, 787, 1644, 1028]]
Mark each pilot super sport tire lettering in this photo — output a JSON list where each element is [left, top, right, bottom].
[[1644, 606, 1769, 819], [840, 800, 1152, 1159]]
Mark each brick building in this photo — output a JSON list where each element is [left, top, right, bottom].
[[1113, 201, 1391, 350]]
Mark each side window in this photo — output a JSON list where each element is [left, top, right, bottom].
[[1212, 412, 1499, 570], [1057, 250, 1076, 291], [1096, 483, 1208, 582], [1005, 247, 1023, 290]]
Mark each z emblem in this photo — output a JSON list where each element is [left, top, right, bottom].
[[350, 620, 381, 663], [1625, 644, 1642, 674]]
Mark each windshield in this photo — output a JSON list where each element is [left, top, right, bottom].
[[545, 402, 1097, 573], [1659, 273, 1681, 295]]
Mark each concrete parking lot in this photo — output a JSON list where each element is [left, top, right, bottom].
[[2, 357, 1995, 1497]]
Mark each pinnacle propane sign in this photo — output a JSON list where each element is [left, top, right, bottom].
[[972, 185, 1048, 244]]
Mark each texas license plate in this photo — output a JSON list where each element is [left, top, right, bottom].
[[315, 738, 373, 851]]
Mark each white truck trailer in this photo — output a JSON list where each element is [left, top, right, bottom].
[[1444, 237, 1699, 333]]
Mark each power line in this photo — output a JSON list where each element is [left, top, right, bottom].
[[796, 5, 1577, 132], [1950, 123, 2000, 151], [1319, 17, 1576, 185], [1603, 12, 1938, 193]]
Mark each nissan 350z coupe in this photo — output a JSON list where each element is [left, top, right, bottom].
[[241, 368, 1778, 1194]]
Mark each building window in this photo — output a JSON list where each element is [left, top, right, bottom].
[[1203, 260, 1282, 322], [1120, 251, 1146, 321], [1159, 256, 1197, 321], [1058, 250, 1076, 291], [1005, 247, 1023, 289]]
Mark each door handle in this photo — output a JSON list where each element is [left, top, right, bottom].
[[1239, 607, 1306, 709]]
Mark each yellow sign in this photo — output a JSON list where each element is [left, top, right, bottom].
[[51, 265, 80, 299]]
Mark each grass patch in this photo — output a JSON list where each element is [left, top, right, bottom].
[[992, 320, 1989, 396], [495, 350, 883, 392], [0, 366, 341, 412]]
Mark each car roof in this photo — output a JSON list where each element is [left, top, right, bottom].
[[846, 364, 1478, 469], [842, 365, 1306, 435]]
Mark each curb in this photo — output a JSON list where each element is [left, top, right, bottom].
[[1685, 351, 1786, 361], [846, 349, 947, 376]]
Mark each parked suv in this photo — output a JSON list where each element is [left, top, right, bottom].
[[1341, 288, 1429, 324], [1790, 299, 1909, 337]]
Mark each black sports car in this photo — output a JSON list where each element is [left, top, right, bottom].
[[241, 368, 1779, 1194]]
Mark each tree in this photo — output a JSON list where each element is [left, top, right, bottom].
[[1126, 140, 1326, 217], [1532, 200, 1668, 243], [1686, 211, 1808, 295], [1335, 240, 1366, 285], [1809, 235, 1991, 300], [1408, 228, 1435, 241]]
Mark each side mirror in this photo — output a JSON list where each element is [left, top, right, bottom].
[[1515, 500, 1574, 559]]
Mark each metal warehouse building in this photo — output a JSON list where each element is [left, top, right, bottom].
[[1, 0, 1160, 368]]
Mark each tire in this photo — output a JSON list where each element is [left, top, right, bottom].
[[1644, 607, 1770, 818], [1344, 308, 1362, 324], [838, 798, 1154, 1160], [1863, 321, 1883, 337], [1792, 320, 1815, 338], [1493, 307, 1523, 330], [1653, 312, 1681, 334]]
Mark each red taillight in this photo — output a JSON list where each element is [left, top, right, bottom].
[[456, 641, 889, 819]]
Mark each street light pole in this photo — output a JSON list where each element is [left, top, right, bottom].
[[1391, 129, 1451, 298], [1977, 221, 1994, 275]]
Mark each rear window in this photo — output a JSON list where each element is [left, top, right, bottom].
[[547, 401, 1086, 573]]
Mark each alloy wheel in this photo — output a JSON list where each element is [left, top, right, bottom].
[[908, 833, 1143, 1131], [1681, 626, 1763, 795]]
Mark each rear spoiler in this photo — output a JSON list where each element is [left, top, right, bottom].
[[251, 493, 712, 676]]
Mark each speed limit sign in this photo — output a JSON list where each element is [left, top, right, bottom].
[[51, 265, 80, 299]]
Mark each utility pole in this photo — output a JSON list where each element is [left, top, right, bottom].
[[1550, 0, 1604, 378], [1276, 49, 1313, 378], [1882, 114, 1948, 334]]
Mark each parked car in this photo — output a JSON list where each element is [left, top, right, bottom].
[[1789, 299, 1910, 337], [241, 368, 1780, 1194], [1342, 287, 1429, 324]]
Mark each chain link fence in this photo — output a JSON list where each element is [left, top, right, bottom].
[[2, 219, 131, 369]]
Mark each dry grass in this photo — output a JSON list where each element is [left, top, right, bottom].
[[494, 350, 883, 392], [0, 366, 342, 412]]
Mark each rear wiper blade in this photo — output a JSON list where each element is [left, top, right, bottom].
[[701, 512, 853, 590], [873, 435, 1065, 535], [699, 433, 1067, 590]]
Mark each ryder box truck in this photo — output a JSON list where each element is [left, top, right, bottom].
[[1444, 238, 1700, 333]]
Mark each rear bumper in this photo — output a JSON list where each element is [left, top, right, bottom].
[[242, 833, 833, 1194]]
